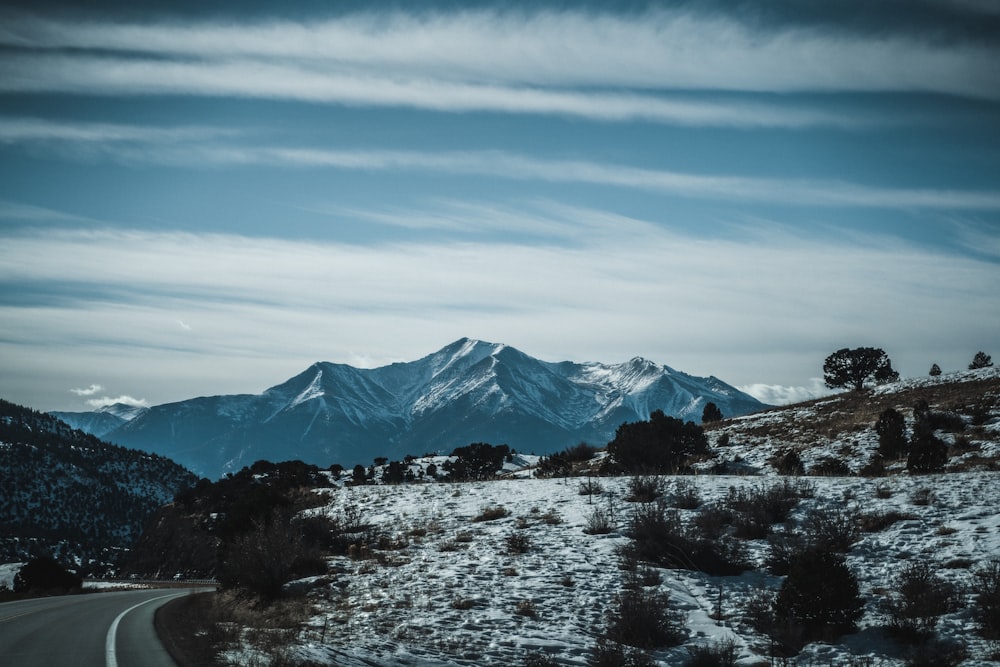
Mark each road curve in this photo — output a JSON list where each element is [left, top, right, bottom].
[[0, 587, 205, 667]]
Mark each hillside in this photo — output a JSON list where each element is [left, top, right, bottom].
[[703, 366, 1000, 475], [149, 367, 1000, 665], [0, 399, 198, 575]]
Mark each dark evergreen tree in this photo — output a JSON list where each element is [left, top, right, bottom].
[[775, 549, 863, 642], [823, 347, 899, 391], [969, 351, 993, 370], [608, 410, 708, 473], [701, 402, 723, 424], [929, 363, 942, 377], [384, 460, 405, 484], [875, 408, 908, 460], [13, 557, 82, 594], [445, 442, 511, 481], [907, 401, 947, 473], [351, 464, 367, 485]]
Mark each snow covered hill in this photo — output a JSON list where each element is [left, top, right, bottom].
[[72, 338, 765, 478]]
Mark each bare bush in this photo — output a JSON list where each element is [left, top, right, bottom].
[[585, 506, 616, 535], [506, 532, 532, 555], [684, 638, 738, 667], [626, 476, 666, 503], [973, 560, 1000, 639], [884, 561, 959, 644], [605, 586, 686, 649], [473, 505, 511, 522]]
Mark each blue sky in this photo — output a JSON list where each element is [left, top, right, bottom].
[[1, 0, 998, 412]]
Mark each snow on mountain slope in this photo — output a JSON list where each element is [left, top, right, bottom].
[[65, 339, 766, 478]]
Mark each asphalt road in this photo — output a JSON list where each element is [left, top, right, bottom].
[[0, 587, 203, 667]]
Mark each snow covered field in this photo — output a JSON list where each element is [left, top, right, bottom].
[[278, 471, 1000, 666]]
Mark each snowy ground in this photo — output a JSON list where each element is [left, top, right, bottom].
[[282, 471, 1000, 666], [0, 562, 23, 590]]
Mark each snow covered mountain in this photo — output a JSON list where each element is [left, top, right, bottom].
[[50, 402, 149, 439], [82, 339, 765, 478]]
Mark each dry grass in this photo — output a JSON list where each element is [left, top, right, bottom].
[[709, 374, 1000, 471], [156, 590, 316, 667]]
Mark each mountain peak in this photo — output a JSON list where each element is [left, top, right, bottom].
[[59, 340, 767, 478]]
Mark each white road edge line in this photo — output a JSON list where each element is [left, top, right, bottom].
[[105, 592, 186, 667]]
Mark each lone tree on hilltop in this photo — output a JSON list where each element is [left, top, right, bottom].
[[823, 347, 899, 391], [701, 401, 723, 423], [969, 351, 993, 370], [929, 363, 942, 377]]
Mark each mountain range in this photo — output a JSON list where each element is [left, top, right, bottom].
[[53, 338, 765, 478]]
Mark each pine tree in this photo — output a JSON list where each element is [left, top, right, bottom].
[[875, 408, 908, 460], [701, 402, 723, 423], [969, 351, 993, 370]]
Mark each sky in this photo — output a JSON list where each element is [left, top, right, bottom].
[[1, 0, 999, 413]]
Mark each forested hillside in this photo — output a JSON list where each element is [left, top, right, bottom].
[[0, 399, 197, 575]]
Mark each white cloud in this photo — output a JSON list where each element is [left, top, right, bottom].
[[85, 394, 149, 409], [1, 208, 998, 410], [3, 10, 996, 100], [0, 54, 860, 129], [739, 379, 837, 406], [70, 383, 103, 396], [188, 146, 1000, 211], [8, 124, 999, 211]]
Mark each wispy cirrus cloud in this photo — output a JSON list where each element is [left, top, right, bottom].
[[2, 208, 997, 403], [3, 9, 997, 98], [1, 8, 996, 131], [5, 120, 1000, 212]]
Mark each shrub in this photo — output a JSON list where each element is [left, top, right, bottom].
[[13, 557, 82, 594], [684, 639, 737, 667], [808, 456, 852, 476], [775, 549, 864, 643], [605, 586, 685, 649], [218, 508, 326, 602], [802, 506, 861, 552], [670, 479, 702, 509], [515, 599, 537, 617], [972, 560, 1000, 639], [628, 502, 748, 576], [588, 638, 656, 667], [903, 639, 967, 667], [473, 505, 511, 522], [445, 442, 511, 481], [909, 487, 936, 506], [625, 475, 666, 503], [524, 653, 559, 667], [875, 408, 908, 460], [579, 478, 604, 496], [860, 510, 914, 533], [506, 532, 532, 554], [770, 448, 804, 475], [584, 506, 616, 535], [885, 561, 958, 643]]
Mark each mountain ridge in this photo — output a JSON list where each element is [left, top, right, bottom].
[[62, 338, 766, 478]]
